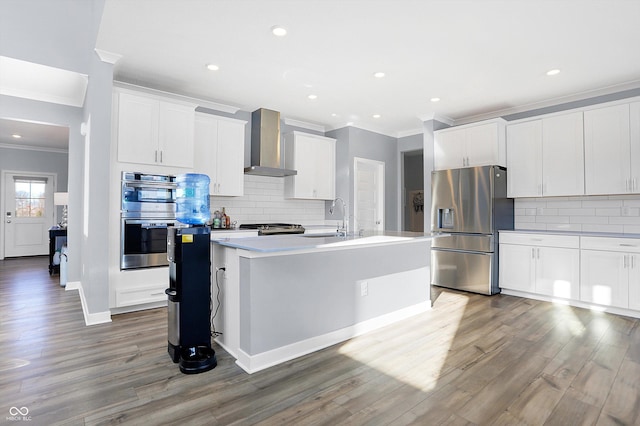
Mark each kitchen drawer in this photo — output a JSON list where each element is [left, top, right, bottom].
[[499, 232, 579, 249], [581, 236, 640, 253], [115, 285, 167, 307]]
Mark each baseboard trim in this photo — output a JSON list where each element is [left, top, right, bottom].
[[501, 289, 640, 319], [235, 301, 431, 374], [65, 281, 112, 326]]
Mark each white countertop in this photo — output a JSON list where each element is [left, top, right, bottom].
[[501, 229, 640, 239], [212, 231, 433, 253]]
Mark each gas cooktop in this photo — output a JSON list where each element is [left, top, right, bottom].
[[239, 223, 305, 236]]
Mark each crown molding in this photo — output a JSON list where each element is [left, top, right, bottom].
[[94, 49, 122, 65], [283, 117, 325, 133], [0, 142, 68, 154]]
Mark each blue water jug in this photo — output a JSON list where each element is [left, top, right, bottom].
[[176, 174, 210, 225]]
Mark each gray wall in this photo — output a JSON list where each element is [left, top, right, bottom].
[[326, 127, 399, 231], [1, 0, 109, 316], [0, 146, 69, 222]]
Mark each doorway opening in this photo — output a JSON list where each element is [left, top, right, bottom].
[[402, 150, 424, 232]]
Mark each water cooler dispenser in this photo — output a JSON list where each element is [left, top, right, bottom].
[[165, 173, 217, 374]]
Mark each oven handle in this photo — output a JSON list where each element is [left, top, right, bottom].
[[123, 181, 177, 190], [123, 219, 175, 226]]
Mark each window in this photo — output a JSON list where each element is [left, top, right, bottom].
[[14, 178, 47, 218]]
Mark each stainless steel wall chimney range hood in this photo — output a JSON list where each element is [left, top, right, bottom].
[[244, 108, 297, 177]]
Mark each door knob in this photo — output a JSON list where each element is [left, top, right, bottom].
[[6, 220, 11, 223]]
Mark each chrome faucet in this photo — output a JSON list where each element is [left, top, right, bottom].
[[330, 197, 348, 237]]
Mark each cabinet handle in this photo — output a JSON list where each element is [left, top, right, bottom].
[[624, 255, 628, 269], [619, 243, 637, 247], [155, 150, 158, 162], [537, 248, 540, 259], [532, 248, 535, 259], [160, 150, 163, 163]]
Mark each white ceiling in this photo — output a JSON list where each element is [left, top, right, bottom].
[[0, 118, 69, 152], [95, 0, 640, 137]]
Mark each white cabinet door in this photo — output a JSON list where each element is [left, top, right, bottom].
[[434, 130, 466, 169], [116, 91, 195, 168], [465, 122, 501, 167], [629, 254, 640, 311], [117, 92, 159, 165], [630, 102, 640, 193], [284, 132, 336, 200], [499, 244, 535, 292], [158, 101, 195, 168], [536, 246, 580, 299], [580, 250, 628, 308], [194, 113, 246, 196], [215, 119, 245, 196], [194, 113, 219, 194], [434, 120, 505, 170], [584, 104, 631, 195], [313, 136, 336, 199], [542, 112, 584, 196], [506, 120, 543, 197]]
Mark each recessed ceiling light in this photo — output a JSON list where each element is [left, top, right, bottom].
[[11, 134, 22, 139], [373, 114, 381, 119], [373, 72, 385, 78], [271, 25, 287, 37], [206, 64, 219, 71], [430, 97, 441, 103], [546, 69, 560, 76], [331, 113, 338, 117], [307, 94, 317, 100], [346, 121, 354, 126]]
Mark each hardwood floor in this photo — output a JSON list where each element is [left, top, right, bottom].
[[2, 256, 640, 425]]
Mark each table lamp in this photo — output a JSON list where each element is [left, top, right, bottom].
[[54, 192, 68, 228]]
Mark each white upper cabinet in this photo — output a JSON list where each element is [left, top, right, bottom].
[[542, 112, 584, 197], [284, 131, 336, 200], [507, 120, 543, 197], [584, 102, 640, 195], [434, 119, 506, 170], [193, 113, 247, 197], [506, 112, 584, 197], [116, 90, 195, 168]]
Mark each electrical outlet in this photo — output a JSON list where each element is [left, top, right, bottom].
[[360, 281, 368, 296]]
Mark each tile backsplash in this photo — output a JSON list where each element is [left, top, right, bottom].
[[515, 195, 640, 234], [209, 175, 327, 225]]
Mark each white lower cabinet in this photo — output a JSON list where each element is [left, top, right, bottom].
[[500, 233, 579, 299], [580, 236, 640, 309], [500, 232, 640, 317]]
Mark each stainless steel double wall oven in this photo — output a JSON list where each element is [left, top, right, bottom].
[[120, 172, 178, 270]]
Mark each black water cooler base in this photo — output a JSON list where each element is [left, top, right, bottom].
[[168, 342, 217, 374]]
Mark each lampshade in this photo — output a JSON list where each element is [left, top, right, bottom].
[[54, 192, 69, 206]]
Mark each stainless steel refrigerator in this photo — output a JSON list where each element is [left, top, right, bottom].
[[430, 165, 513, 295]]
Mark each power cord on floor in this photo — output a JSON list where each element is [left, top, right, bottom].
[[211, 267, 224, 338]]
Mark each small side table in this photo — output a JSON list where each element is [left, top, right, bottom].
[[48, 227, 67, 275]]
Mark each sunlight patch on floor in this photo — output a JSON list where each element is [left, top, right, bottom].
[[338, 291, 469, 392]]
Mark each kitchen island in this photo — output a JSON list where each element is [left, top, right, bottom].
[[211, 231, 435, 373]]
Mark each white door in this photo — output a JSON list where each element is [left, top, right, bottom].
[[3, 172, 55, 257], [353, 158, 384, 233]]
